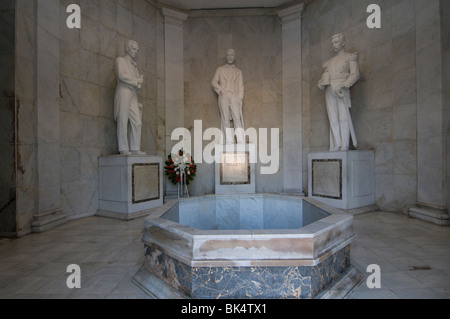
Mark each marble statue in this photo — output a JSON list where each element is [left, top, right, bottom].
[[212, 49, 245, 144], [318, 33, 360, 151], [114, 40, 145, 155]]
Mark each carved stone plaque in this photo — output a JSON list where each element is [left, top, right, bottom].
[[132, 163, 160, 203], [220, 152, 251, 185], [311, 159, 342, 200]]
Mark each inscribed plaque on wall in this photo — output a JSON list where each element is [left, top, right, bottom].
[[220, 152, 251, 185], [132, 163, 160, 203]]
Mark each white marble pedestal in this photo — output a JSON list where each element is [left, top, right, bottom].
[[308, 151, 375, 211], [97, 155, 163, 220], [215, 144, 256, 194]]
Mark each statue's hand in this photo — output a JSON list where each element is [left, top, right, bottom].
[[333, 85, 346, 98], [318, 81, 326, 90]]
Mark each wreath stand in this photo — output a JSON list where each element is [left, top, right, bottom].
[[177, 162, 190, 198]]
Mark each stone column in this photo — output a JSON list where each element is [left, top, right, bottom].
[[31, 0, 67, 232], [161, 8, 188, 198], [409, 0, 449, 225], [277, 3, 304, 195]]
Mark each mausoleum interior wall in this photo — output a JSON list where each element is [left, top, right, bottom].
[[183, 15, 284, 195], [302, 0, 424, 212], [58, 0, 161, 219], [8, 0, 449, 236], [13, 0, 38, 236], [443, 0, 450, 212], [0, 0, 17, 235]]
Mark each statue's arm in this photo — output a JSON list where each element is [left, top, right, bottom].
[[211, 68, 222, 95], [343, 53, 360, 88], [115, 58, 140, 88], [238, 71, 244, 101], [318, 61, 330, 90]]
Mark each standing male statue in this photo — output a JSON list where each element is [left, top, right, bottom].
[[212, 48, 245, 144], [114, 40, 145, 155], [318, 33, 360, 152]]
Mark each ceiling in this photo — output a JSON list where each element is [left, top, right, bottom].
[[158, 0, 299, 10]]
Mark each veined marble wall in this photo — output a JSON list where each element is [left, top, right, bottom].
[[0, 0, 16, 235], [12, 0, 37, 236], [302, 0, 448, 212], [443, 0, 450, 213], [184, 14, 283, 195], [58, 0, 161, 218]]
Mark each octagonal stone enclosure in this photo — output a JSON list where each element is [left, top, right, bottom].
[[133, 194, 356, 299]]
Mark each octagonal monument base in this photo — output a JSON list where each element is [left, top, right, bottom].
[[132, 194, 359, 299], [133, 245, 361, 299]]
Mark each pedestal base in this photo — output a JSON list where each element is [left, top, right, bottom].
[[308, 151, 375, 211], [214, 144, 256, 195], [31, 209, 67, 233], [97, 155, 163, 220], [409, 204, 450, 226]]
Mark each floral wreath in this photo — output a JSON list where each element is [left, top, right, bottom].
[[164, 149, 197, 185]]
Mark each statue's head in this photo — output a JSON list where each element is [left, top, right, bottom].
[[226, 48, 236, 65], [331, 33, 345, 53], [125, 40, 139, 60]]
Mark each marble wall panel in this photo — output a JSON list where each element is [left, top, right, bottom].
[[60, 111, 81, 147], [0, 0, 16, 235], [80, 16, 100, 53], [60, 42, 81, 79], [60, 147, 81, 183], [99, 0, 117, 30], [393, 67, 416, 107], [13, 0, 37, 235], [61, 179, 98, 218], [394, 174, 417, 212], [392, 0, 415, 37], [393, 103, 416, 141], [60, 76, 81, 113], [443, 0, 450, 212], [98, 26, 118, 60], [97, 55, 116, 90], [79, 0, 97, 20], [80, 82, 101, 116], [79, 49, 100, 84]]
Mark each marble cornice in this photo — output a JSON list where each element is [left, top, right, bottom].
[[189, 8, 276, 18], [277, 2, 304, 22], [161, 7, 188, 27], [145, 0, 312, 19]]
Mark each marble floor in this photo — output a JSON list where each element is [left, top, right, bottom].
[[0, 210, 449, 299]]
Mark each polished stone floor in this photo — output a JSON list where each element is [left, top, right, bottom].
[[0, 210, 449, 299]]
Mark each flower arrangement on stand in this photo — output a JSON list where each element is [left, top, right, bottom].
[[164, 149, 197, 197]]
